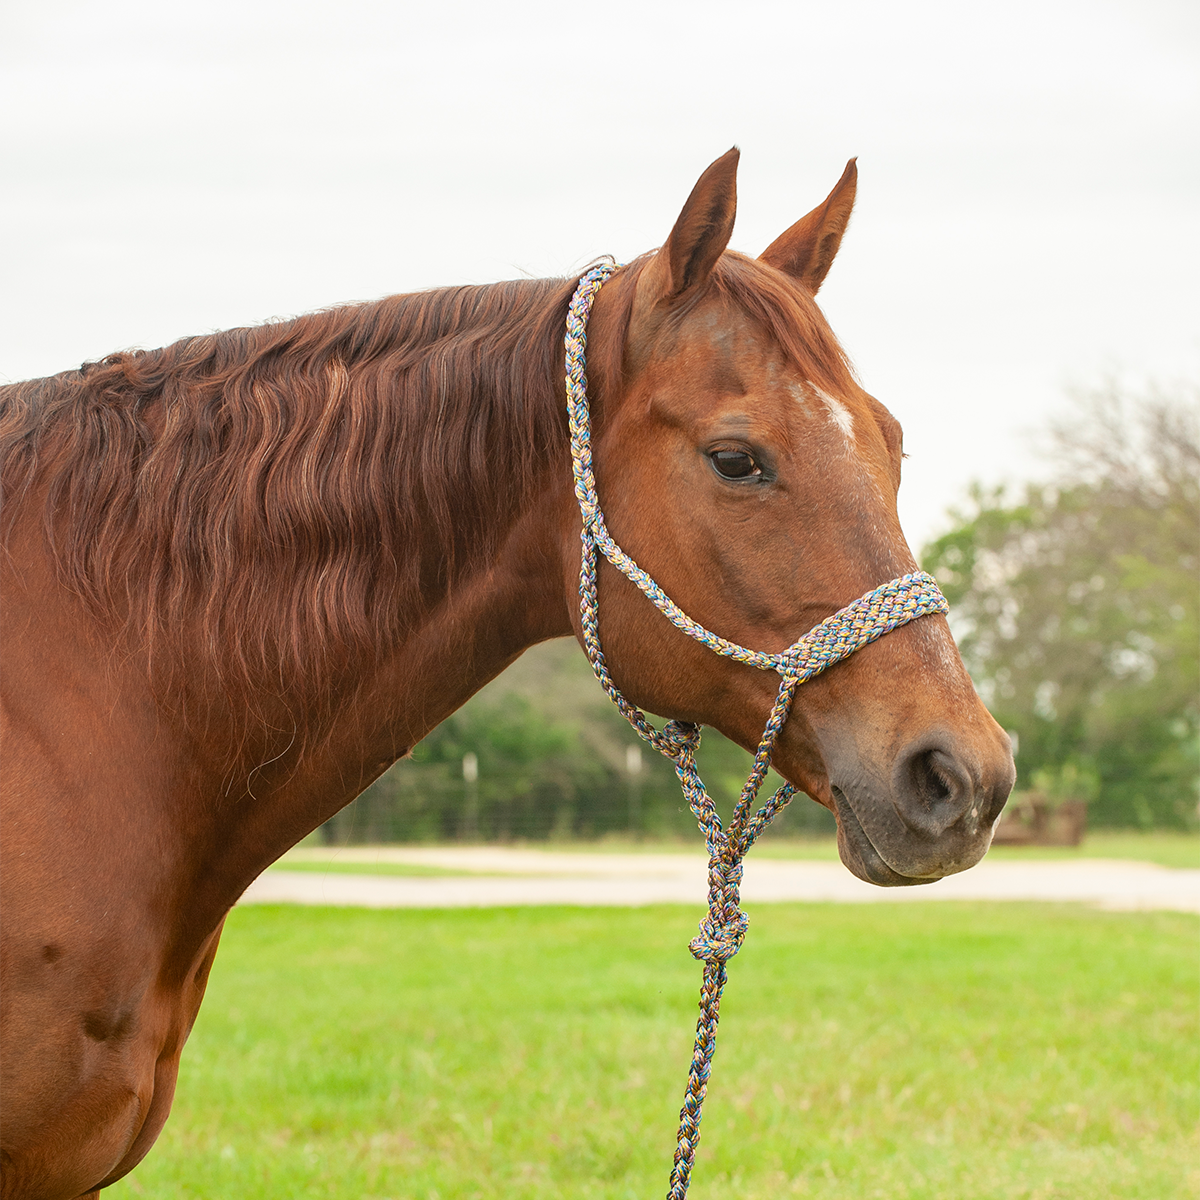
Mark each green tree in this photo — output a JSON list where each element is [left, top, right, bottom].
[[923, 382, 1199, 829], [324, 636, 837, 844]]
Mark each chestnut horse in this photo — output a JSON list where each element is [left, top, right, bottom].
[[0, 150, 1014, 1198]]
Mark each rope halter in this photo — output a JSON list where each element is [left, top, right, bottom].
[[564, 261, 949, 1200]]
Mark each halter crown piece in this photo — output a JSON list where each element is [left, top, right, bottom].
[[565, 261, 949, 1199]]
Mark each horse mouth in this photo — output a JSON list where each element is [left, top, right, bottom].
[[832, 788, 939, 888]]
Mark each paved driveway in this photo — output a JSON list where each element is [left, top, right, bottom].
[[242, 847, 1200, 912]]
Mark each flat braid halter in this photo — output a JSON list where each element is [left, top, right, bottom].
[[564, 261, 949, 1199]]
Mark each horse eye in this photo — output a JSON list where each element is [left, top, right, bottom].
[[710, 449, 761, 480]]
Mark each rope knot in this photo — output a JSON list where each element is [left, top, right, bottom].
[[662, 720, 701, 751], [689, 909, 748, 963], [689, 856, 747, 963]]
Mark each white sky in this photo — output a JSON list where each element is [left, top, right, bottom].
[[2, 0, 1197, 550]]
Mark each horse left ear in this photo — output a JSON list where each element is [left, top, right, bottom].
[[759, 158, 857, 293], [638, 147, 740, 309]]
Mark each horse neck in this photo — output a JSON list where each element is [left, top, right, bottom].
[[170, 478, 576, 933], [3, 279, 587, 950]]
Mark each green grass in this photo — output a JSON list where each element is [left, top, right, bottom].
[[281, 830, 1200, 873], [109, 903, 1197, 1199], [984, 831, 1199, 870], [612, 830, 1199, 869], [273, 857, 473, 878]]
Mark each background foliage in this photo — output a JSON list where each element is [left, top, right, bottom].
[[922, 381, 1199, 829], [325, 381, 1199, 841], [321, 639, 837, 845]]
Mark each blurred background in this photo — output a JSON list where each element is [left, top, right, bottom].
[[3, 0, 1196, 842]]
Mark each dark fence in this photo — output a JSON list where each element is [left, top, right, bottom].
[[319, 612, 1198, 844], [319, 691, 836, 845]]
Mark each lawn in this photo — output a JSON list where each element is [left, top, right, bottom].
[[754, 831, 1200, 869], [280, 830, 1200, 872], [109, 903, 1198, 1200]]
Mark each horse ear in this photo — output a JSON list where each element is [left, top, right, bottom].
[[638, 147, 739, 308], [759, 158, 857, 293]]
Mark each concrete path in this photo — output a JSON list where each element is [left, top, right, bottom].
[[241, 847, 1200, 913]]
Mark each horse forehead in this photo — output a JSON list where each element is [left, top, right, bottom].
[[647, 302, 878, 450], [672, 304, 779, 368], [646, 318, 788, 408], [664, 304, 845, 402]]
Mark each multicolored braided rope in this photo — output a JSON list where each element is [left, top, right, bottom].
[[564, 261, 949, 1199]]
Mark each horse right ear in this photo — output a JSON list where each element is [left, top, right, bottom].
[[636, 148, 739, 313], [758, 159, 857, 294]]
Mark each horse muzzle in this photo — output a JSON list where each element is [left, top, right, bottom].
[[828, 731, 1016, 887]]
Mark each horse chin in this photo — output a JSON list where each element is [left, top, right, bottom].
[[831, 788, 940, 888]]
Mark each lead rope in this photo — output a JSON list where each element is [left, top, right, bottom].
[[564, 262, 949, 1198]]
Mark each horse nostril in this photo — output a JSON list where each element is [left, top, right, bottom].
[[894, 745, 974, 839], [917, 751, 953, 802], [909, 748, 961, 806]]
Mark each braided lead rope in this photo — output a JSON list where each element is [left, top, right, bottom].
[[564, 262, 949, 1199]]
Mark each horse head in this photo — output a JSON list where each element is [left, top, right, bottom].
[[576, 149, 1015, 885]]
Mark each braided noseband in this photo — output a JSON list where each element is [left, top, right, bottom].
[[565, 261, 949, 1199]]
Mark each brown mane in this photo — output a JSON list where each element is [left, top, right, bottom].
[[0, 253, 853, 732]]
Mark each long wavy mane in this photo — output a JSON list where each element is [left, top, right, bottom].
[[0, 253, 852, 732], [0, 277, 581, 717]]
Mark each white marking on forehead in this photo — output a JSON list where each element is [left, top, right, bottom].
[[814, 386, 855, 442], [788, 382, 855, 443]]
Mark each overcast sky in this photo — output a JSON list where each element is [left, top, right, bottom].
[[2, 0, 1197, 549]]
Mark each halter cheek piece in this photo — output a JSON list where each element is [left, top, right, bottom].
[[564, 261, 949, 1200]]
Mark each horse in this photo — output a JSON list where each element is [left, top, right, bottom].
[[0, 148, 1015, 1198]]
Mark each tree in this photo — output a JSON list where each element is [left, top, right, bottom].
[[323, 637, 837, 844], [922, 381, 1199, 829]]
